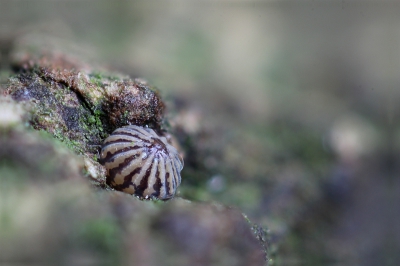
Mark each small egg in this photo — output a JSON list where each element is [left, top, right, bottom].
[[100, 125, 184, 200]]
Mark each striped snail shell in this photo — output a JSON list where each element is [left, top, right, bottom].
[[100, 125, 184, 200]]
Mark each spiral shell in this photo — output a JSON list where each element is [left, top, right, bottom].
[[100, 125, 183, 200]]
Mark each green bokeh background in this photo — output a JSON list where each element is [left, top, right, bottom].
[[1, 1, 399, 264]]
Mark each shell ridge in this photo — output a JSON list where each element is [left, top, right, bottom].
[[143, 156, 160, 198], [101, 148, 142, 166], [169, 157, 178, 194], [112, 132, 153, 144], [135, 155, 155, 197], [152, 160, 162, 198], [164, 158, 174, 197], [124, 126, 154, 141], [157, 155, 167, 199], [107, 153, 141, 184], [132, 151, 155, 186]]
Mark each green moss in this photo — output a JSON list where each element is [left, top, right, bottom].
[[53, 84, 68, 102], [87, 115, 96, 124], [88, 71, 121, 87], [119, 110, 130, 125], [80, 107, 106, 138], [49, 128, 85, 155], [88, 72, 104, 87]]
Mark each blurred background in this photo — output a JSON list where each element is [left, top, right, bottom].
[[1, 0, 399, 265]]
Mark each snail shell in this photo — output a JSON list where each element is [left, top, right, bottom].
[[100, 125, 183, 200]]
